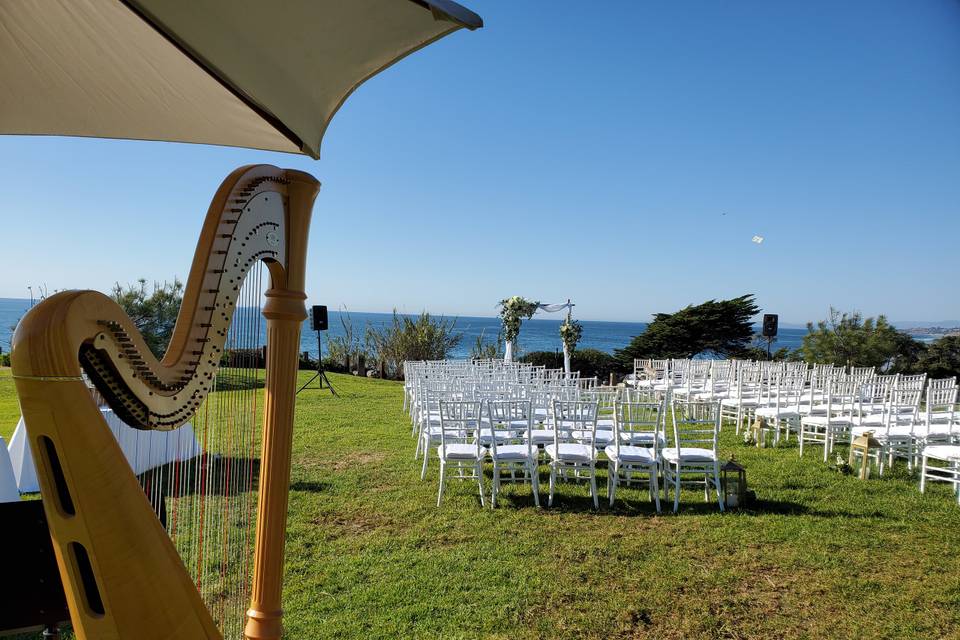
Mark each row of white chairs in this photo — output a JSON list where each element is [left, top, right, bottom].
[[630, 358, 960, 503], [405, 361, 728, 512], [429, 396, 726, 513]]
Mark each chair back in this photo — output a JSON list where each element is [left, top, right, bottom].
[[552, 400, 599, 448], [925, 379, 958, 430], [486, 400, 534, 460], [669, 400, 720, 454], [438, 400, 483, 454], [612, 399, 664, 459]]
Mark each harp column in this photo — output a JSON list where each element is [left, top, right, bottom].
[[245, 171, 318, 640]]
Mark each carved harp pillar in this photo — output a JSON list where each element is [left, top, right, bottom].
[[11, 165, 319, 640]]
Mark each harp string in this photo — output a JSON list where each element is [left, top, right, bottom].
[[130, 259, 266, 640]]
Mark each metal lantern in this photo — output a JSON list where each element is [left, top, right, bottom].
[[848, 431, 882, 480], [721, 458, 747, 509]]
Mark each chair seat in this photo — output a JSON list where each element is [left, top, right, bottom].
[[425, 426, 464, 440], [920, 412, 956, 425], [437, 443, 482, 460], [915, 424, 955, 438], [721, 398, 758, 407], [544, 443, 594, 463], [661, 447, 717, 463], [620, 432, 663, 446], [491, 444, 534, 461], [851, 425, 913, 441], [478, 428, 513, 445], [755, 406, 800, 419], [801, 416, 852, 427], [923, 445, 960, 461], [528, 429, 555, 444], [605, 444, 655, 464], [572, 429, 613, 446]]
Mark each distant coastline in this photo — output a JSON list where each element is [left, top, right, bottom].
[[904, 326, 960, 338]]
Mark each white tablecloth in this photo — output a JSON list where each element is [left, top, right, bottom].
[[7, 409, 201, 494]]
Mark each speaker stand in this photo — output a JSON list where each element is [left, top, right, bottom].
[[297, 331, 338, 396]]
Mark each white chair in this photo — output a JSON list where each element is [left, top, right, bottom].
[[919, 445, 960, 505], [852, 374, 899, 425], [851, 387, 922, 473], [486, 400, 540, 507], [578, 387, 618, 449], [799, 377, 858, 462], [720, 365, 761, 433], [916, 379, 958, 447], [755, 373, 804, 445], [546, 400, 600, 509], [662, 400, 724, 513], [605, 399, 663, 511], [435, 400, 485, 507], [417, 388, 444, 479]]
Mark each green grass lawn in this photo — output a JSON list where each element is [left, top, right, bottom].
[[4, 369, 960, 639], [0, 368, 21, 441]]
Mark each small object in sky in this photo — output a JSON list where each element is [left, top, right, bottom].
[[752, 235, 764, 244]]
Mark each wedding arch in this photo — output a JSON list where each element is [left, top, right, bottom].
[[497, 296, 577, 371]]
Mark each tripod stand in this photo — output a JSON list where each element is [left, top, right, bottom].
[[297, 330, 337, 396]]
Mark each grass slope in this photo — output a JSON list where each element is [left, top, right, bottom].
[[3, 369, 960, 639]]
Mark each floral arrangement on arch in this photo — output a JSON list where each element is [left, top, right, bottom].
[[498, 296, 539, 343], [559, 314, 582, 352]]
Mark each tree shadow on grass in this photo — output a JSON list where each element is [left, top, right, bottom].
[[290, 480, 333, 493], [489, 487, 890, 519]]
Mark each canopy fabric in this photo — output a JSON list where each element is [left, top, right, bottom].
[[0, 0, 481, 158], [537, 303, 574, 313]]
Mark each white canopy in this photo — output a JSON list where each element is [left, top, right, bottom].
[[0, 0, 481, 158], [0, 437, 19, 503]]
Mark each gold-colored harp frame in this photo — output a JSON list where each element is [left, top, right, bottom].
[[10, 164, 319, 640]]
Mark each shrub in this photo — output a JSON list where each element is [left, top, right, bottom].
[[519, 350, 562, 369], [572, 349, 623, 381], [470, 328, 504, 360], [325, 308, 370, 370], [912, 336, 960, 380], [366, 310, 462, 379], [799, 308, 923, 372], [322, 356, 349, 374], [520, 349, 623, 381]]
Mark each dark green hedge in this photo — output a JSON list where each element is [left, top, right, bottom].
[[520, 349, 625, 381]]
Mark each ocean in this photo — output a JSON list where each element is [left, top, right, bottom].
[[0, 297, 810, 360]]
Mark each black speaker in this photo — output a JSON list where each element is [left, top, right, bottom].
[[762, 313, 779, 338], [311, 305, 328, 332]]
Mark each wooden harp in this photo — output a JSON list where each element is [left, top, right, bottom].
[[11, 164, 319, 640]]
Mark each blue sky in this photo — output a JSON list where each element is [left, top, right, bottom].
[[0, 1, 958, 324]]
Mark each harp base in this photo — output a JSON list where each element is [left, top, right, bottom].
[[244, 607, 283, 640]]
